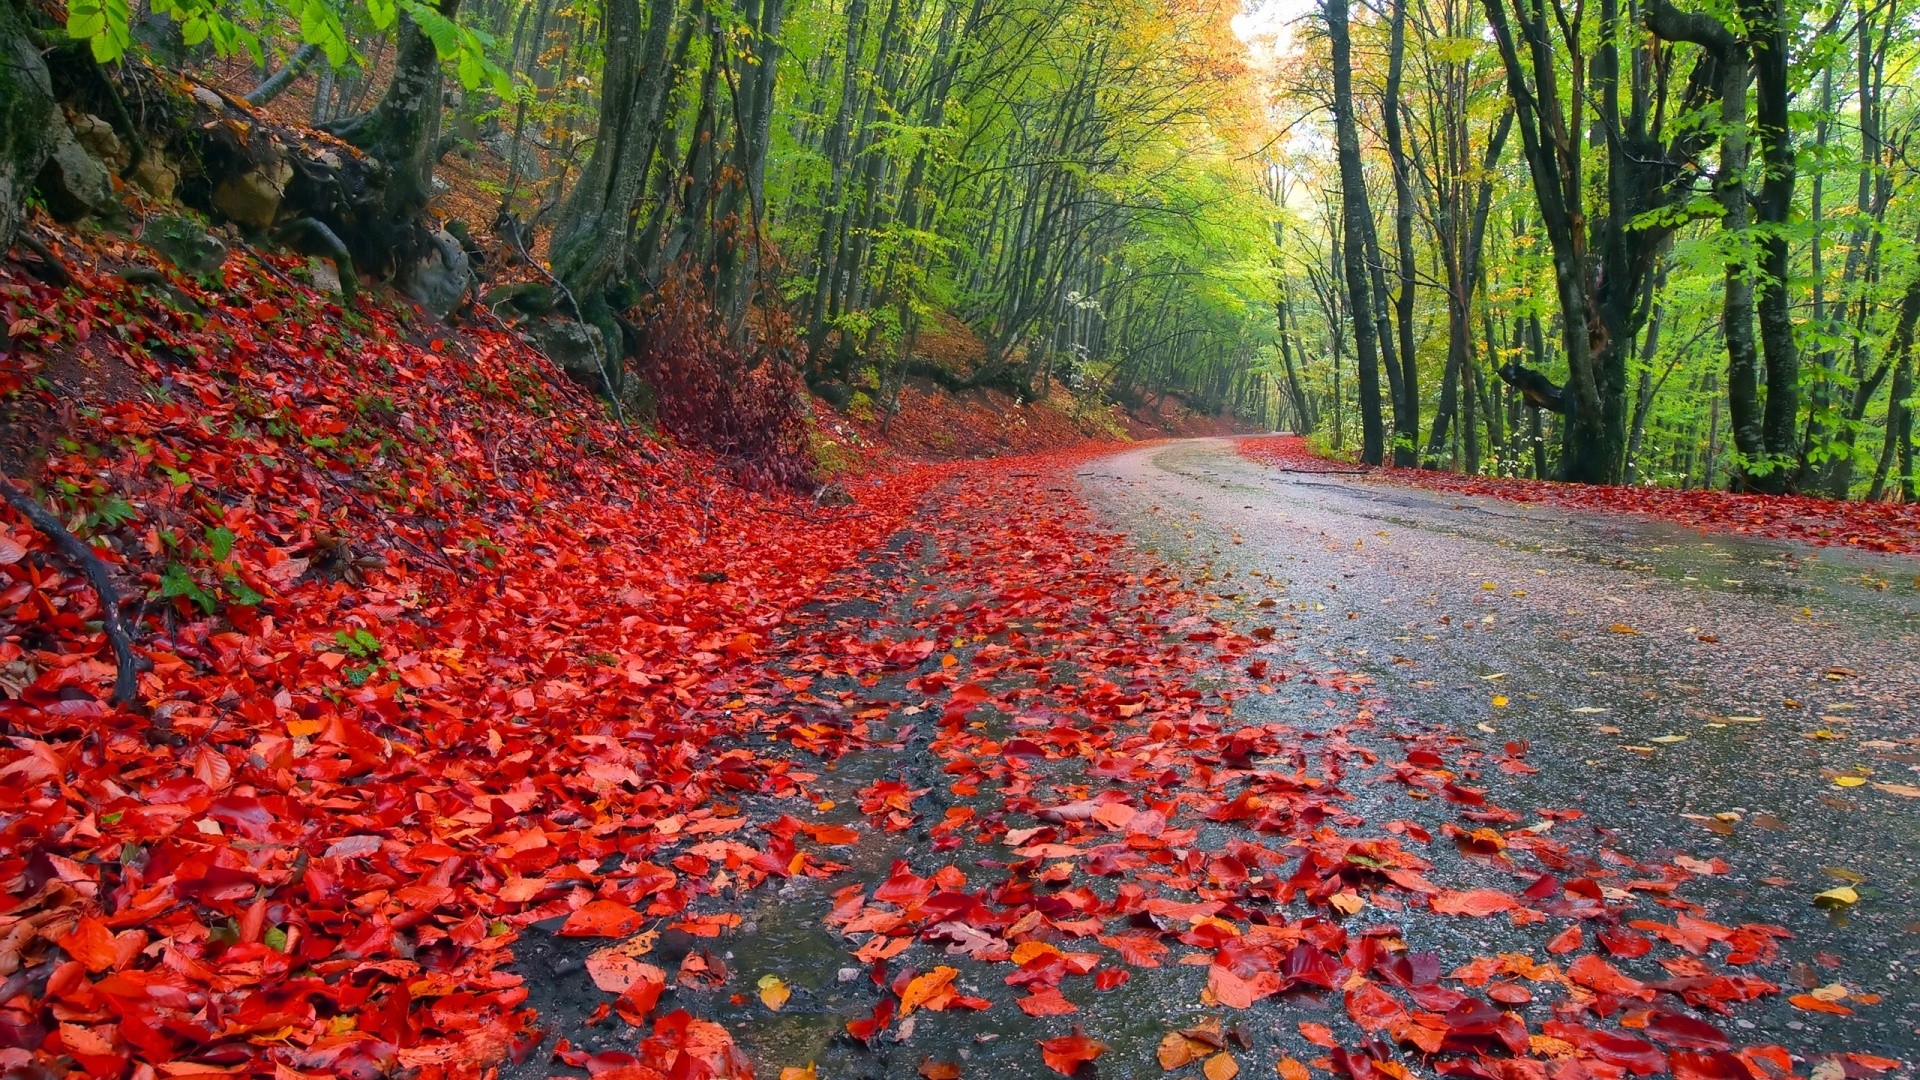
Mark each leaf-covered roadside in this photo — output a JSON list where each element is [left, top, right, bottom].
[[0, 242, 956, 1076], [1237, 437, 1920, 555], [705, 460, 1902, 1080]]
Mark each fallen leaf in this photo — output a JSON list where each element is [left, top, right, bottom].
[[759, 973, 792, 1011], [1039, 1031, 1107, 1075], [1205, 1053, 1241, 1080], [1813, 886, 1858, 908]]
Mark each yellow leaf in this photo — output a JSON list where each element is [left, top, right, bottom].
[[1608, 623, 1639, 635], [1491, 695, 1509, 708], [1810, 982, 1850, 1003], [780, 1067, 819, 1080], [758, 974, 792, 1011], [1651, 734, 1688, 744], [1328, 890, 1364, 915], [1833, 776, 1867, 788], [1813, 886, 1858, 907]]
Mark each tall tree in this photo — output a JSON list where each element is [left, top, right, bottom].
[[1327, 0, 1388, 464]]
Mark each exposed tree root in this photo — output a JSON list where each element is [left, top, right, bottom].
[[0, 474, 142, 706], [10, 232, 74, 288]]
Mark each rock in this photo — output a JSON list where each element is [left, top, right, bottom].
[[814, 482, 855, 508], [621, 370, 657, 420], [309, 258, 343, 296], [212, 157, 292, 231], [430, 175, 450, 197], [129, 152, 180, 202], [191, 86, 225, 110], [528, 316, 608, 386], [398, 228, 472, 318], [145, 213, 228, 276], [812, 379, 855, 410], [69, 112, 128, 173], [36, 113, 113, 221], [481, 130, 541, 177]]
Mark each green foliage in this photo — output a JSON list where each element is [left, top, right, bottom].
[[69, 0, 507, 94]]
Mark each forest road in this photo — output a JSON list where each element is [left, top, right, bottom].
[[1079, 437, 1920, 1051]]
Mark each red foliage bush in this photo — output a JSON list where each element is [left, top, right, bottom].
[[629, 277, 814, 492]]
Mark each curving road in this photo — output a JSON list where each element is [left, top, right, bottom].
[[1079, 437, 1920, 1054]]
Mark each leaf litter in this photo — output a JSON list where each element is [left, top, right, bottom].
[[0, 249, 1901, 1079]]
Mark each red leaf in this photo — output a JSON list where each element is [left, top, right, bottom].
[[560, 900, 648, 938], [1038, 1031, 1107, 1075], [1647, 1011, 1732, 1051], [1546, 925, 1583, 954], [1017, 987, 1078, 1016], [1429, 888, 1518, 917]]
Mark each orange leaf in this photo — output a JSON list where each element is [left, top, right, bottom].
[[1018, 987, 1078, 1016], [53, 916, 117, 973], [586, 950, 666, 997], [900, 966, 960, 1016], [1205, 1053, 1241, 1080], [1298, 1022, 1338, 1049]]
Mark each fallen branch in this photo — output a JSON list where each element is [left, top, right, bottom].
[[246, 43, 321, 107], [0, 475, 141, 705]]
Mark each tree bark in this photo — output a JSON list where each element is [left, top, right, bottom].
[[549, 0, 679, 309], [1327, 0, 1387, 465], [0, 0, 55, 252], [247, 43, 322, 106], [1383, 0, 1419, 465], [329, 0, 464, 223]]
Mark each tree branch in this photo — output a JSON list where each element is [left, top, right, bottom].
[[0, 475, 141, 705]]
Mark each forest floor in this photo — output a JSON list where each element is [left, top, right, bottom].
[[0, 228, 1914, 1080]]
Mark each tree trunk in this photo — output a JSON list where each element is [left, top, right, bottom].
[[329, 0, 463, 223], [1383, 0, 1419, 465], [549, 0, 679, 309], [1327, 0, 1386, 465], [0, 0, 56, 252], [1737, 0, 1800, 490]]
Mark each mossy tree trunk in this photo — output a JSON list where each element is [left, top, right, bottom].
[[0, 0, 55, 251], [328, 0, 462, 223], [548, 0, 678, 312]]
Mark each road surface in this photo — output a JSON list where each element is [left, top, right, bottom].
[[1080, 437, 1920, 1055]]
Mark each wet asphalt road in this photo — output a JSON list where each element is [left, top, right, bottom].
[[1079, 437, 1920, 1056]]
